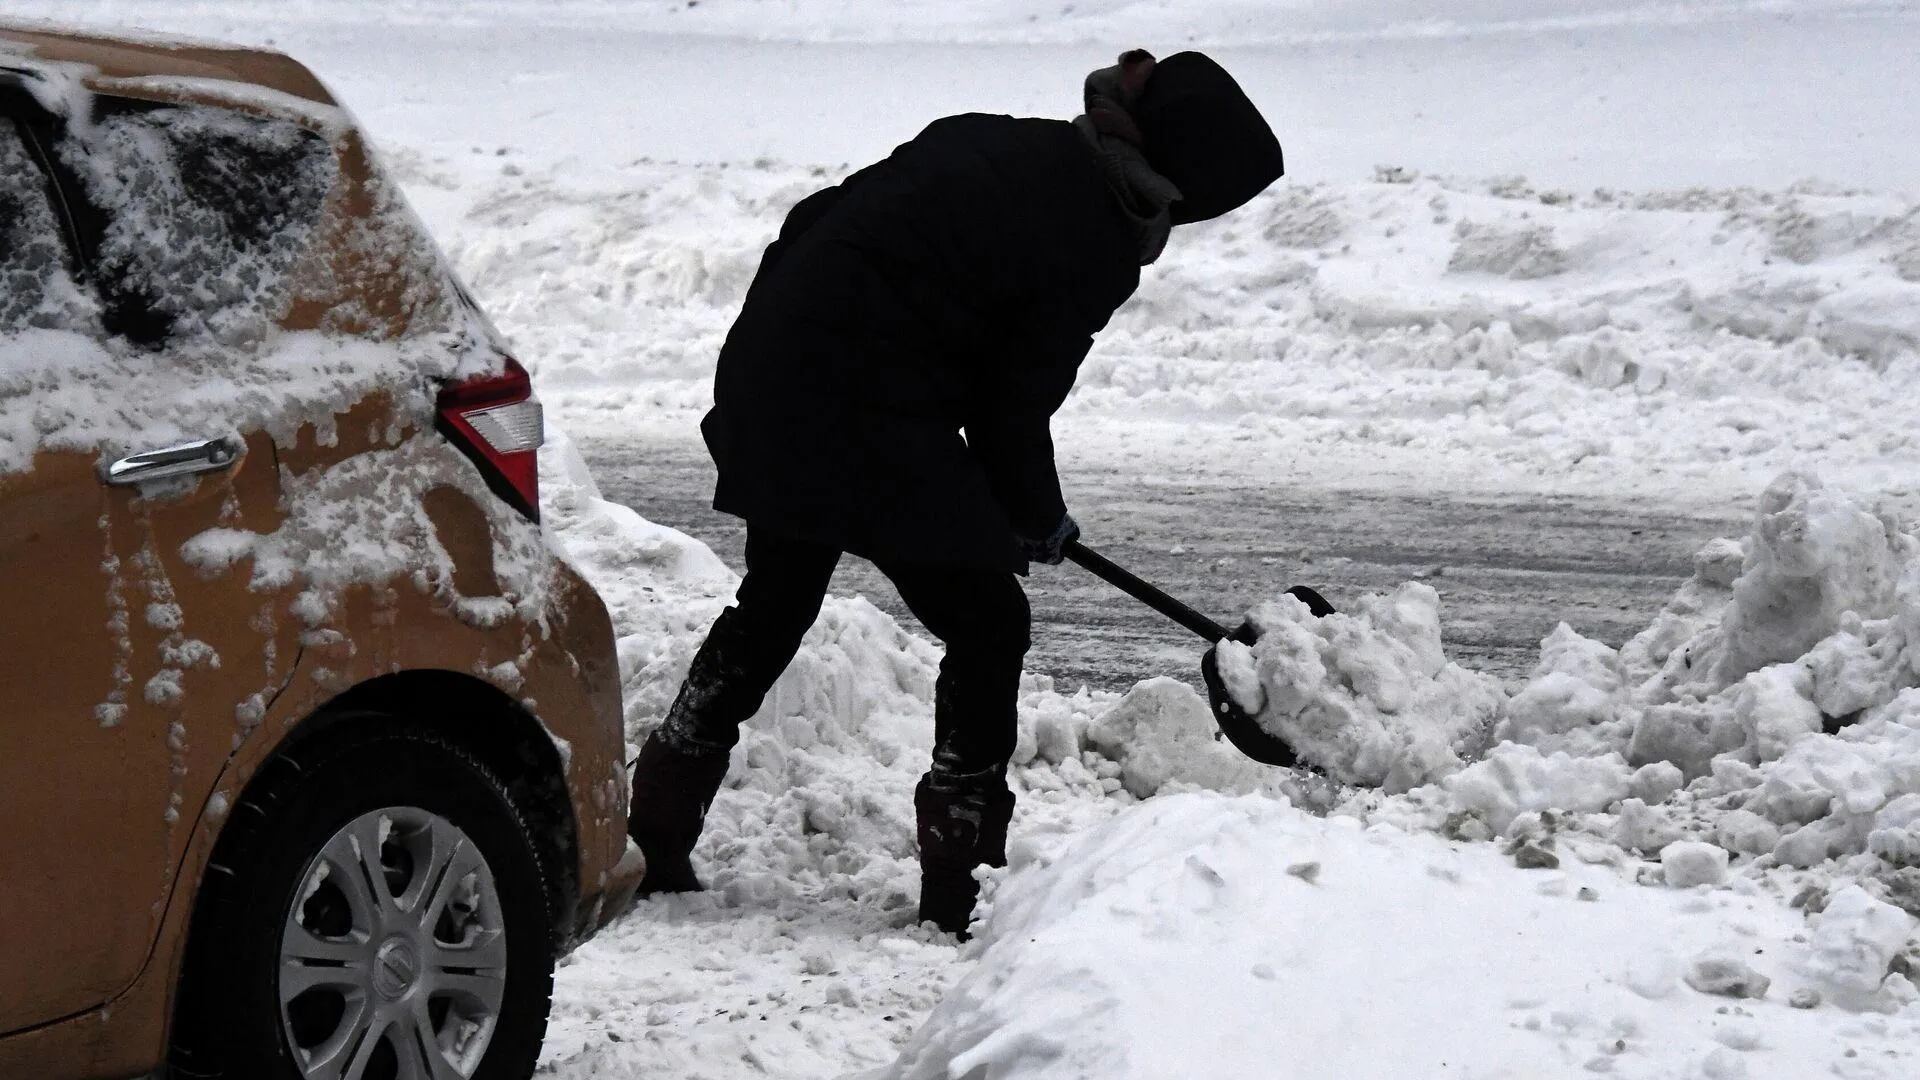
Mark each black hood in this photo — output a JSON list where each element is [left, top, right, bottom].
[[1134, 52, 1284, 225]]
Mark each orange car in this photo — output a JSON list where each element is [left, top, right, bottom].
[[0, 24, 641, 1080]]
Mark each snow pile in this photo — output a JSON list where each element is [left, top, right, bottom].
[[1214, 582, 1505, 791], [1415, 472, 1920, 888], [1078, 175, 1920, 494], [1188, 468, 1920, 906], [444, 161, 812, 434], [876, 793, 1920, 1080]]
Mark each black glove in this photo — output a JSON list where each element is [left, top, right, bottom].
[[1018, 512, 1080, 566]]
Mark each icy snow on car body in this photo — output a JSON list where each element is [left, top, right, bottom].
[[0, 23, 638, 1080]]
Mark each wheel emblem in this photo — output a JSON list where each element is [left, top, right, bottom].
[[372, 937, 419, 1000]]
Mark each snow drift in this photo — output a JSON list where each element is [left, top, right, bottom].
[[440, 162, 1920, 501], [874, 794, 1920, 1080]]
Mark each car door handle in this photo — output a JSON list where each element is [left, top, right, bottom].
[[105, 436, 244, 486]]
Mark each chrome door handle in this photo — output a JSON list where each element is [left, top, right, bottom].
[[105, 436, 244, 486]]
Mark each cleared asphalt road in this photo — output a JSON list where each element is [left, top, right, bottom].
[[580, 436, 1751, 693]]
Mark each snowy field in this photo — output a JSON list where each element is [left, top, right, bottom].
[[10, 1, 1920, 1077]]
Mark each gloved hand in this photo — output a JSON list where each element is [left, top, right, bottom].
[[1018, 512, 1080, 566]]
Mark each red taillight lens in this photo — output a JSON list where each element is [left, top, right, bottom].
[[436, 357, 544, 522]]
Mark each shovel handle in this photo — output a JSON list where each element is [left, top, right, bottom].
[[1062, 540, 1232, 644]]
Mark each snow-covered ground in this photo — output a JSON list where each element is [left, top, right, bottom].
[[11, 1, 1920, 1076]]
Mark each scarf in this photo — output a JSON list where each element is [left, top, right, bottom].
[[1073, 49, 1182, 265]]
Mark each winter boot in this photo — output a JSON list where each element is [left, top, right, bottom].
[[627, 731, 732, 895], [915, 776, 1015, 938]]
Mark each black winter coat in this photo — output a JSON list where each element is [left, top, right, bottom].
[[702, 113, 1141, 572]]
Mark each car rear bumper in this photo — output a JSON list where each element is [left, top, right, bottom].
[[572, 838, 646, 941], [531, 560, 641, 946]]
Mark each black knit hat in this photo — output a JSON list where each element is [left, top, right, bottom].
[[1134, 52, 1284, 225]]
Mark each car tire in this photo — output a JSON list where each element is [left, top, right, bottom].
[[170, 720, 554, 1080]]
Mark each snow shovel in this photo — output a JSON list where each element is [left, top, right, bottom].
[[1061, 539, 1335, 767]]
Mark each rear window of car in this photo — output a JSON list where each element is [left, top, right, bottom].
[[0, 119, 98, 335], [55, 98, 336, 348]]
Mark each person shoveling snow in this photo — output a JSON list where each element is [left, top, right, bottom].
[[626, 49, 1287, 935]]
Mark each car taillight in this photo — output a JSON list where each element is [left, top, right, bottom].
[[436, 357, 544, 522]]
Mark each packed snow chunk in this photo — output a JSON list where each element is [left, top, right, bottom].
[[1627, 663, 1826, 779], [1684, 951, 1771, 999], [1715, 809, 1784, 858], [1227, 582, 1504, 792], [1084, 677, 1268, 799], [1439, 742, 1634, 836], [1661, 840, 1730, 888], [1869, 793, 1920, 867], [1498, 622, 1627, 754], [1629, 760, 1686, 805], [1732, 663, 1828, 762], [1030, 702, 1082, 767], [1625, 701, 1747, 780], [1446, 219, 1568, 280], [1654, 473, 1907, 700], [1801, 886, 1920, 1012], [1738, 715, 1920, 866], [1615, 538, 1746, 688]]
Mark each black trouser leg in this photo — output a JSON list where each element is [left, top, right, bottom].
[[654, 529, 841, 754], [877, 558, 1031, 787], [876, 558, 1031, 935], [629, 528, 839, 892]]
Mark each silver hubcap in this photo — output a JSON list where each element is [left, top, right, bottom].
[[278, 806, 508, 1080]]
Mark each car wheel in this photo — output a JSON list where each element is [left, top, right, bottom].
[[171, 723, 554, 1080]]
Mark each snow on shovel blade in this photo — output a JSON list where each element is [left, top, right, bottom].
[[1203, 586, 1336, 765], [1061, 541, 1334, 766], [1201, 641, 1300, 766]]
